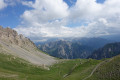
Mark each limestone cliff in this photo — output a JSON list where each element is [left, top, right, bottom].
[[0, 26, 56, 66]]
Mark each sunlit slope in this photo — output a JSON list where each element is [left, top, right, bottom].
[[87, 55, 120, 80], [1, 51, 119, 80]]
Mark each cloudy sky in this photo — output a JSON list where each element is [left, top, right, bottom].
[[0, 0, 120, 41]]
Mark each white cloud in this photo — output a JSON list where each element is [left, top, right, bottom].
[[98, 18, 108, 25], [22, 1, 34, 7], [69, 0, 102, 21], [21, 0, 68, 24], [0, 0, 24, 10], [0, 0, 7, 10], [15, 0, 120, 41]]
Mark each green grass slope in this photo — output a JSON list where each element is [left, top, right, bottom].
[[87, 55, 120, 80], [1, 52, 120, 80], [0, 53, 101, 80]]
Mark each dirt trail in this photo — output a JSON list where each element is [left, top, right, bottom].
[[63, 64, 78, 78]]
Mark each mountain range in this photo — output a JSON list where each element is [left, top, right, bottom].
[[37, 38, 112, 59], [88, 42, 120, 60]]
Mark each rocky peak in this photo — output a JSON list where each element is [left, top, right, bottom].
[[0, 26, 36, 50], [0, 26, 56, 65]]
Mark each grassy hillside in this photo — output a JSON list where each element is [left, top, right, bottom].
[[1, 52, 119, 80], [0, 53, 101, 80], [87, 55, 120, 80]]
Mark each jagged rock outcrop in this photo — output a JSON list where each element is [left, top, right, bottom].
[[88, 42, 120, 60], [0, 26, 36, 50], [0, 26, 56, 66], [37, 37, 110, 59], [38, 40, 93, 59]]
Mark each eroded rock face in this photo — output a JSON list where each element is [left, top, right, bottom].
[[39, 40, 93, 59], [0, 26, 36, 50], [88, 42, 120, 60], [0, 26, 56, 66]]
